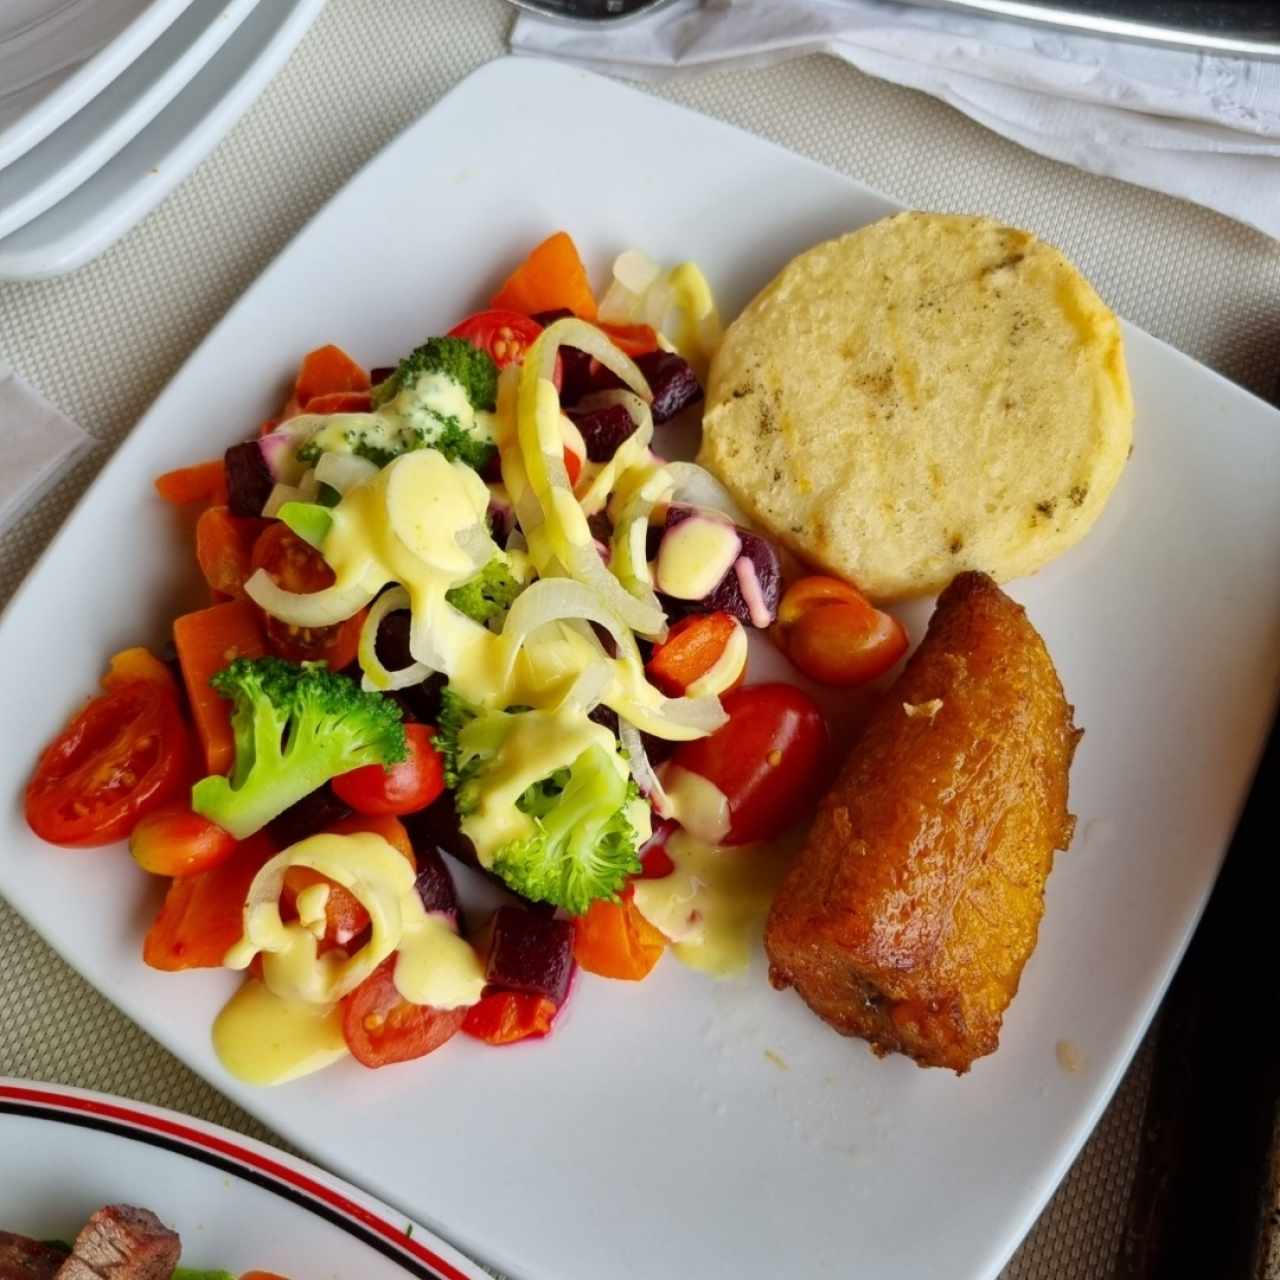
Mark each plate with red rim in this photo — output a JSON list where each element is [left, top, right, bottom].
[[0, 55, 1278, 1280], [0, 1078, 486, 1279]]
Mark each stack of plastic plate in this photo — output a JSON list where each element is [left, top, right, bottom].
[[0, 0, 325, 281]]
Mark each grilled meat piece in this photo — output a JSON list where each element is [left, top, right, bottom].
[[54, 1206, 180, 1280], [0, 1232, 68, 1280], [765, 572, 1080, 1073]]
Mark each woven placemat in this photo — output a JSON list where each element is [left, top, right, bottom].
[[2, 2, 1276, 1276]]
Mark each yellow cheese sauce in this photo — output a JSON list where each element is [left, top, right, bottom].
[[458, 705, 629, 866], [656, 516, 741, 600], [660, 765, 730, 844], [212, 979, 348, 1087], [685, 619, 747, 698], [215, 832, 485, 1085], [633, 830, 793, 978]]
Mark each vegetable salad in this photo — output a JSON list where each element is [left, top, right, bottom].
[[25, 231, 910, 1083]]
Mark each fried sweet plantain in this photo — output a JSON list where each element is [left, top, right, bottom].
[[764, 571, 1080, 1072]]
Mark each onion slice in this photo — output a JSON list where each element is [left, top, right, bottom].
[[515, 319, 666, 638], [358, 587, 432, 692], [315, 450, 379, 495], [245, 568, 376, 629], [664, 461, 749, 525], [619, 716, 673, 819]]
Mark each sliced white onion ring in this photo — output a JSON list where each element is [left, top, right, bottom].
[[245, 569, 376, 629], [619, 716, 673, 819], [517, 320, 665, 638], [664, 461, 749, 525], [358, 587, 432, 692], [315, 450, 379, 495], [562, 661, 612, 714]]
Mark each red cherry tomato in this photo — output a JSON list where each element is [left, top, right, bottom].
[[281, 813, 415, 950], [670, 684, 828, 845], [250, 523, 364, 669], [776, 575, 908, 687], [340, 955, 468, 1068], [130, 803, 236, 877], [26, 682, 191, 847], [332, 724, 445, 816], [448, 309, 563, 388]]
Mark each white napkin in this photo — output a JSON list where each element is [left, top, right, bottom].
[[510, 0, 1280, 238], [0, 364, 92, 533]]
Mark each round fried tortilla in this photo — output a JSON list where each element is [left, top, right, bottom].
[[699, 212, 1134, 601]]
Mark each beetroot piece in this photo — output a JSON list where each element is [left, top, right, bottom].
[[587, 510, 613, 546], [532, 308, 595, 405], [660, 506, 781, 628], [59, 1206, 180, 1280], [486, 907, 575, 1006], [414, 843, 461, 927], [373, 607, 414, 671], [567, 402, 638, 462], [404, 791, 483, 872], [634, 350, 702, 424], [370, 365, 395, 385], [224, 440, 274, 517], [267, 786, 351, 848]]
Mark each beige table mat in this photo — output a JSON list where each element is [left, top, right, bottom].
[[1, 1, 1276, 1276]]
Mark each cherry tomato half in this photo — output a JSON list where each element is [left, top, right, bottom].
[[340, 955, 468, 1068], [449, 309, 543, 367], [130, 803, 236, 877], [332, 724, 446, 816], [26, 682, 191, 847], [670, 683, 828, 845], [449, 309, 563, 388], [281, 812, 415, 950], [250, 523, 364, 669], [776, 575, 908, 688]]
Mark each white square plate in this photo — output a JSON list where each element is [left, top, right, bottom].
[[1, 57, 1278, 1280]]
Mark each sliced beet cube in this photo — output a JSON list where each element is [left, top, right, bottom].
[[267, 786, 351, 847], [660, 508, 782, 629], [567, 402, 638, 462], [403, 791, 479, 868], [486, 906, 575, 1007], [224, 440, 274, 517], [414, 844, 461, 927], [635, 350, 702, 424]]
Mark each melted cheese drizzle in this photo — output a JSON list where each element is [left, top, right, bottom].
[[632, 830, 793, 978], [215, 832, 485, 1085], [660, 766, 730, 844], [212, 979, 348, 1086]]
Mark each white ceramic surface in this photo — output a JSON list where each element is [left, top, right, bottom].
[[0, 1079, 486, 1280], [0, 57, 1277, 1280], [0, 0, 260, 241], [0, 0, 324, 281], [0, 0, 194, 171]]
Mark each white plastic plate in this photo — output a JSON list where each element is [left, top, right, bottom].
[[0, 0, 261, 241], [0, 57, 1277, 1280], [0, 0, 194, 171], [0, 0, 324, 280]]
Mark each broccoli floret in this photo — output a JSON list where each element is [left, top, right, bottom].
[[435, 686, 477, 790], [372, 337, 498, 413], [441, 696, 642, 914], [445, 556, 524, 625], [191, 657, 406, 840], [427, 417, 497, 472], [491, 750, 642, 915]]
